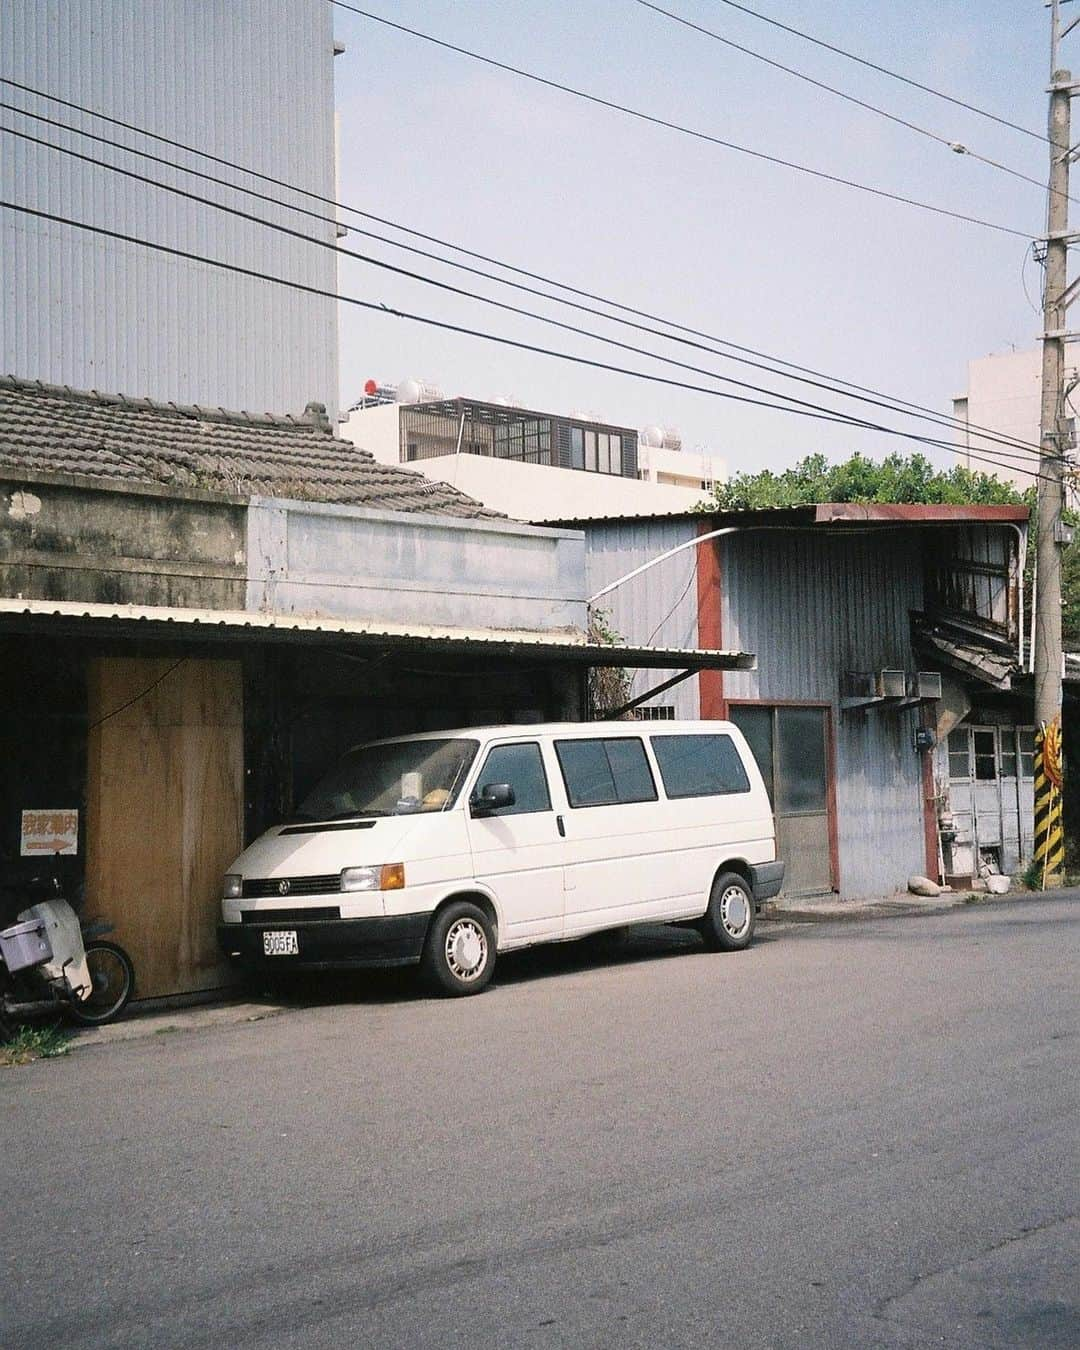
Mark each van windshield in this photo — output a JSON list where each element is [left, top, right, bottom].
[[293, 739, 479, 821]]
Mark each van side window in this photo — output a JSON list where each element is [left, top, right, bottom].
[[555, 738, 658, 807], [476, 743, 551, 815], [651, 734, 751, 798]]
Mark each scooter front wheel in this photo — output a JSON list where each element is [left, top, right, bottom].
[[68, 940, 134, 1025]]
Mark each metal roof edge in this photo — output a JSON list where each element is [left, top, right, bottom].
[[0, 598, 754, 670], [549, 502, 1031, 528]]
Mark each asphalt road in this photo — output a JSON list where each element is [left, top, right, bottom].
[[2, 895, 1078, 1350]]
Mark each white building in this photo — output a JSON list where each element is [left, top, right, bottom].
[[2, 0, 340, 418], [952, 348, 1076, 491], [342, 384, 726, 522]]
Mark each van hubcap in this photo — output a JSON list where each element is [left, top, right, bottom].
[[720, 887, 750, 938], [445, 918, 487, 980]]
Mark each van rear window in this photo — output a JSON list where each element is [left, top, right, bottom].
[[651, 734, 750, 798], [555, 738, 657, 807]]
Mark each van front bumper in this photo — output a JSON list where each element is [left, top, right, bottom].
[[749, 861, 785, 902], [217, 913, 429, 970]]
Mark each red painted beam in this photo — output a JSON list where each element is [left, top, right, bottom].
[[813, 503, 1029, 524], [696, 521, 726, 720]]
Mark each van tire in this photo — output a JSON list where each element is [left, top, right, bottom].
[[700, 872, 756, 952], [421, 901, 496, 996]]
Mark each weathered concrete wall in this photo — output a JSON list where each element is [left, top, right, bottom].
[[0, 469, 246, 610], [246, 497, 587, 634]]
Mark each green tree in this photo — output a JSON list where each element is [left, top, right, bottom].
[[698, 452, 1080, 648], [702, 451, 1031, 512]]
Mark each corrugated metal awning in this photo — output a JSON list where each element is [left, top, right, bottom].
[[911, 612, 1016, 690], [0, 598, 755, 671]]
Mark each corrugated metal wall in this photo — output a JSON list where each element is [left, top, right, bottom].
[[2, 0, 338, 418], [583, 518, 701, 718], [582, 520, 930, 898], [721, 530, 926, 898]]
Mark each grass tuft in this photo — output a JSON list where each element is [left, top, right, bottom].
[[0, 1024, 72, 1067]]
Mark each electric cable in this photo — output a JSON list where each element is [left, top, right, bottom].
[[6, 121, 1056, 468], [8, 119, 1053, 460], [704, 0, 1048, 144], [0, 88, 1048, 459], [1022, 241, 1045, 316], [324, 2, 1033, 240], [0, 197, 1062, 484], [1, 121, 912, 434], [636, 0, 1069, 204]]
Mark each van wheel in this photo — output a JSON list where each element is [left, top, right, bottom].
[[421, 902, 496, 996], [700, 872, 755, 952]]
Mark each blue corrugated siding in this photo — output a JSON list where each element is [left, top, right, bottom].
[[584, 519, 701, 718], [2, 0, 338, 417], [582, 521, 929, 898], [722, 531, 926, 898]]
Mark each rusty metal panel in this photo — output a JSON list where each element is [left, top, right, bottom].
[[923, 524, 1020, 641]]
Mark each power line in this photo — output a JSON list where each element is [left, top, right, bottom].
[[7, 119, 1051, 465], [1, 196, 1056, 481], [636, 0, 1070, 204], [704, 0, 1048, 144], [0, 123, 905, 435], [324, 1, 1033, 240], [1, 78, 1047, 458]]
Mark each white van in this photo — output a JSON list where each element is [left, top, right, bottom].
[[217, 721, 784, 996]]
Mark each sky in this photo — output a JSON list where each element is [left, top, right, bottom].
[[329, 0, 1054, 477]]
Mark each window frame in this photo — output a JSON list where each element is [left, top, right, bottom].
[[471, 740, 553, 817], [649, 732, 752, 800], [554, 735, 658, 809]]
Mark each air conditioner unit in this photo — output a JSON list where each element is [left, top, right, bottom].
[[875, 669, 907, 699], [908, 671, 942, 701]]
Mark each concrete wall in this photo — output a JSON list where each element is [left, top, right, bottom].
[[246, 496, 587, 634], [342, 405, 401, 465], [0, 469, 246, 609], [638, 444, 726, 490], [404, 452, 708, 523], [953, 348, 1067, 492], [341, 409, 712, 521]]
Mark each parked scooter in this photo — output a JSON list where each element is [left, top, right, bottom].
[[0, 875, 134, 1037]]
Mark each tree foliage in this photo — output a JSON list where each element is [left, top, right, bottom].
[[699, 452, 1080, 648], [702, 451, 1032, 512]]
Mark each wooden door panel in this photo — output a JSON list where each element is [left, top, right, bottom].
[[86, 657, 243, 998]]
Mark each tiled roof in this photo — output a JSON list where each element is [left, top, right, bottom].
[[0, 376, 496, 518]]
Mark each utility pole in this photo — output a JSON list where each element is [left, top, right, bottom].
[[1034, 0, 1076, 885]]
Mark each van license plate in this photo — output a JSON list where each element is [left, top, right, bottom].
[[263, 930, 298, 956]]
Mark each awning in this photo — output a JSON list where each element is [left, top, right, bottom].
[[911, 611, 1016, 690], [0, 597, 756, 672]]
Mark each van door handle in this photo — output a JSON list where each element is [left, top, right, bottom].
[[556, 814, 566, 837]]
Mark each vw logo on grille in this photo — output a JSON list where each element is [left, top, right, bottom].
[[277, 879, 291, 896]]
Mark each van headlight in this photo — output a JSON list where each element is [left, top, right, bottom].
[[341, 865, 380, 892], [340, 864, 406, 892], [223, 874, 242, 899]]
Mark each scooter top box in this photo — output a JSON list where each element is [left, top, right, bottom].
[[0, 916, 53, 972]]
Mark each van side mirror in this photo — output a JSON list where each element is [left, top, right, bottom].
[[470, 783, 516, 816]]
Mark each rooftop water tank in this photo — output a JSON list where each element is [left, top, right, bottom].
[[397, 377, 445, 404], [641, 425, 682, 451]]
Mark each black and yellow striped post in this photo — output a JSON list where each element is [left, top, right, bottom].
[[1033, 718, 1065, 887]]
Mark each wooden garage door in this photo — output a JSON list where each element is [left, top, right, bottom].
[[85, 657, 243, 999]]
